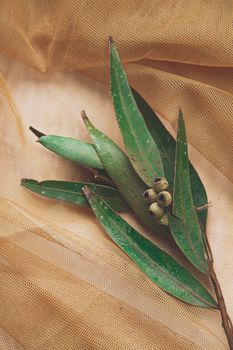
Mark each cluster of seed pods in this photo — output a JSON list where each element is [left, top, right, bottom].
[[143, 177, 172, 226]]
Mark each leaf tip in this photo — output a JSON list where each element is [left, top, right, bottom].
[[20, 178, 27, 186], [21, 178, 38, 187], [81, 110, 87, 119], [81, 111, 93, 130], [81, 110, 88, 123], [29, 126, 45, 139], [178, 108, 184, 124], [108, 35, 114, 45], [82, 185, 93, 200]]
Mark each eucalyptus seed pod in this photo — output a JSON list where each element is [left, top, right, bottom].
[[157, 191, 172, 207], [157, 214, 169, 226], [153, 177, 169, 192], [143, 188, 157, 204], [148, 202, 164, 218]]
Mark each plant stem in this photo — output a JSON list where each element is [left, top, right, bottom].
[[210, 269, 233, 349], [205, 232, 233, 349]]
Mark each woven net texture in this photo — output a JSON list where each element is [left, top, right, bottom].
[[0, 1, 233, 349]]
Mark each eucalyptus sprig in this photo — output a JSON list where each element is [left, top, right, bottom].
[[21, 38, 233, 348]]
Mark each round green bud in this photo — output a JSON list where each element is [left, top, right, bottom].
[[153, 177, 169, 192], [148, 202, 164, 218], [143, 189, 157, 204], [157, 191, 172, 207], [157, 214, 169, 226]]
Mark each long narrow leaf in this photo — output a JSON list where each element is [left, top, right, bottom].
[[82, 112, 164, 233], [110, 37, 164, 186], [169, 111, 208, 273], [83, 186, 216, 308], [39, 135, 104, 170], [21, 179, 128, 212], [29, 127, 104, 170], [132, 88, 208, 232]]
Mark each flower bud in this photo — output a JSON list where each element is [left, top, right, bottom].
[[157, 191, 172, 207], [148, 202, 164, 218], [153, 177, 169, 192], [143, 189, 157, 204], [157, 214, 169, 226]]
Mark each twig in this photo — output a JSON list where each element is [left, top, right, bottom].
[[204, 231, 233, 349]]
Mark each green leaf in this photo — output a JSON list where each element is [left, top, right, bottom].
[[21, 179, 128, 212], [132, 88, 208, 232], [82, 112, 164, 234], [29, 127, 104, 170], [169, 111, 208, 274], [109, 37, 164, 186], [83, 186, 217, 308], [39, 135, 104, 170]]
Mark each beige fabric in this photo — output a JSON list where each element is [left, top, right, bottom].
[[0, 2, 233, 349]]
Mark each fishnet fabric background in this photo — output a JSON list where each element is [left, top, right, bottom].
[[0, 1, 233, 349]]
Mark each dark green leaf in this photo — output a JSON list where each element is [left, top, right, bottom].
[[132, 88, 208, 232], [21, 179, 128, 212], [169, 111, 208, 274], [82, 112, 164, 234], [109, 38, 164, 186], [83, 186, 217, 308]]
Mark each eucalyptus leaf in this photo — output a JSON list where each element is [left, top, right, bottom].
[[82, 112, 165, 233], [83, 186, 217, 308], [21, 179, 128, 212], [169, 111, 208, 274], [39, 135, 104, 170], [109, 37, 164, 186], [29, 127, 104, 170], [132, 88, 208, 232]]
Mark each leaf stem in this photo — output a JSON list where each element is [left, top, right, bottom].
[[195, 202, 213, 211], [205, 232, 233, 349], [93, 171, 115, 187]]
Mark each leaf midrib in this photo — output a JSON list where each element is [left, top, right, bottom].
[[95, 137, 146, 199], [181, 201, 208, 272], [112, 67, 163, 182], [175, 132, 207, 272], [95, 197, 214, 308], [26, 182, 122, 204]]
